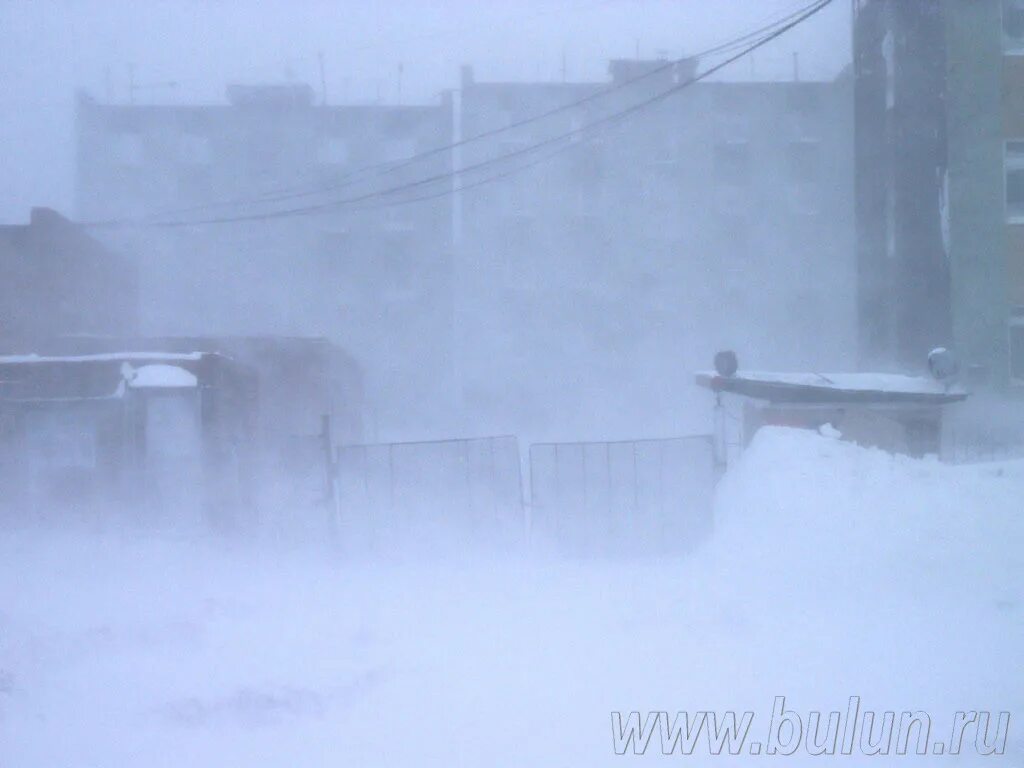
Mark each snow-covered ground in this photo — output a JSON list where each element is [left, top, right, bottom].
[[1, 428, 1021, 766]]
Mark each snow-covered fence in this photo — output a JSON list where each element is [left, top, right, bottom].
[[528, 435, 715, 556], [334, 435, 525, 553]]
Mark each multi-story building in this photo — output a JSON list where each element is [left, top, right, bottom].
[[0, 207, 138, 343], [455, 61, 856, 438], [854, 0, 1024, 389], [76, 63, 858, 443], [76, 83, 455, 439]]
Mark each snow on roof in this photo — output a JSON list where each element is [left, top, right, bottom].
[[127, 364, 198, 389], [0, 352, 204, 365], [695, 370, 967, 404]]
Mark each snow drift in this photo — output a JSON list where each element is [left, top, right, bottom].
[[0, 427, 1020, 765]]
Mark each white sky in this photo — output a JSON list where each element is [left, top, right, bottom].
[[0, 0, 851, 222]]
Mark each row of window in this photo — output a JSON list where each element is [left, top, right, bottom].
[[106, 132, 418, 168], [1006, 0, 1024, 53], [713, 139, 822, 185], [1006, 141, 1024, 220], [1011, 317, 1024, 383], [477, 87, 823, 126]]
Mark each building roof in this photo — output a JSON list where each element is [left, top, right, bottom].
[[695, 371, 967, 405], [0, 352, 203, 365]]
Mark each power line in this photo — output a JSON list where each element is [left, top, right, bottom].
[[227, 0, 818, 208], [86, 0, 825, 224], [87, 0, 833, 229], [95, 0, 817, 226], [155, 0, 622, 212]]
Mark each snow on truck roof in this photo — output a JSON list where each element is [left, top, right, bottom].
[[695, 370, 967, 405], [0, 352, 205, 365]]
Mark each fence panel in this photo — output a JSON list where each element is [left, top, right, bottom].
[[529, 435, 714, 556], [335, 435, 524, 553], [943, 399, 1024, 464]]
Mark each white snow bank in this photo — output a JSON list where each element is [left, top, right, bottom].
[[0, 428, 1020, 766], [128, 364, 198, 388]]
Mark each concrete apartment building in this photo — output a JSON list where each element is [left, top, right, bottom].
[[456, 61, 856, 438], [76, 84, 455, 439], [854, 0, 1024, 390], [76, 61, 857, 442]]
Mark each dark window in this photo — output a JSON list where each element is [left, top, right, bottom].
[[788, 141, 820, 182], [714, 142, 751, 185], [1006, 141, 1024, 219], [1005, 0, 1024, 50], [1008, 170, 1024, 214], [711, 86, 742, 112], [786, 86, 820, 114], [1011, 323, 1024, 382], [719, 213, 750, 258]]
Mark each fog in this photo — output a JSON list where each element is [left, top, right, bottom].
[[0, 1, 1021, 765]]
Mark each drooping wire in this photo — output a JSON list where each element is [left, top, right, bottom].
[[85, 0, 833, 229]]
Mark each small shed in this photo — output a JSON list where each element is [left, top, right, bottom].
[[0, 351, 256, 525], [696, 369, 967, 458]]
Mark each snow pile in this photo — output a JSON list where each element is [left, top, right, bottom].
[[0, 428, 1020, 766], [127, 364, 199, 388]]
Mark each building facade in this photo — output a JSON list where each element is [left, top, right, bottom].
[[854, 0, 1024, 389], [455, 61, 856, 439], [76, 84, 455, 439]]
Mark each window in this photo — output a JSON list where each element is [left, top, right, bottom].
[[382, 205, 414, 233], [714, 183, 747, 216], [711, 87, 749, 141], [788, 140, 820, 182], [786, 86, 820, 115], [319, 136, 349, 165], [711, 86, 742, 114], [1010, 319, 1024, 383], [178, 134, 212, 165], [885, 187, 896, 258], [498, 178, 535, 219], [569, 113, 585, 144], [718, 213, 750, 259], [882, 31, 895, 109], [573, 171, 603, 217], [714, 141, 751, 185], [789, 140, 821, 215], [111, 132, 144, 166], [1005, 140, 1024, 220], [648, 133, 683, 168], [1004, 0, 1024, 53], [383, 138, 417, 163], [790, 182, 821, 215], [177, 169, 213, 200]]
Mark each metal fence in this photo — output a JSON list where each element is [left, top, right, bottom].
[[528, 435, 715, 556], [334, 435, 525, 554], [943, 404, 1024, 463]]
